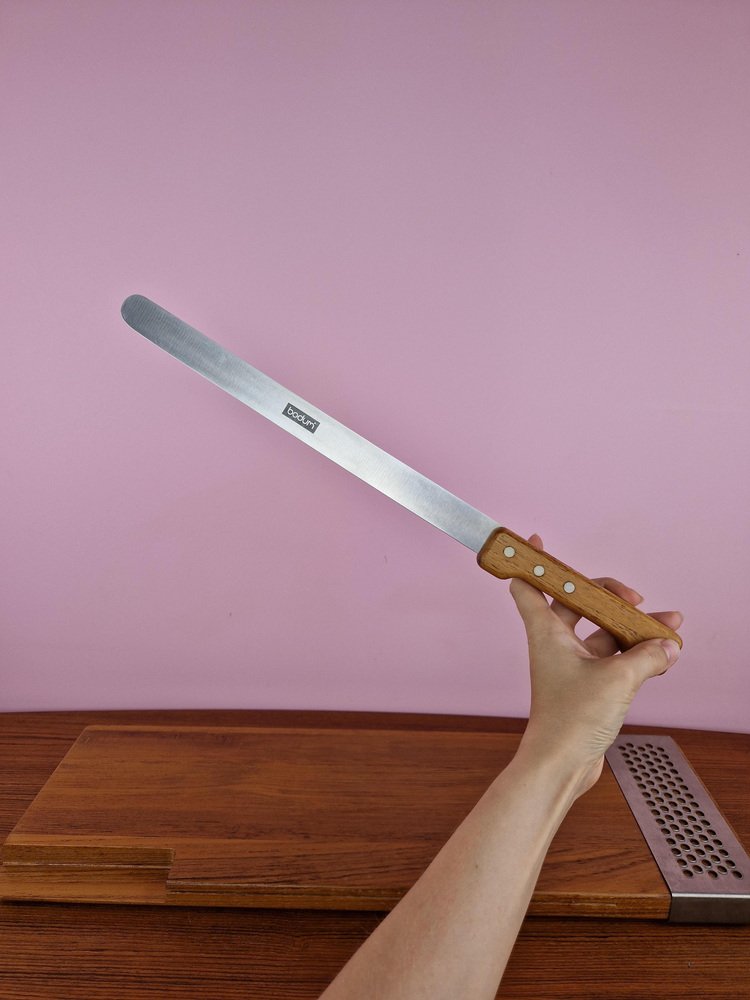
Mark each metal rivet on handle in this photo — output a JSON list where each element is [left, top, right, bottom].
[[503, 546, 516, 558], [533, 565, 545, 577], [563, 581, 576, 594]]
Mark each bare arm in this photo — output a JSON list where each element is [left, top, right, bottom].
[[319, 533, 683, 1000]]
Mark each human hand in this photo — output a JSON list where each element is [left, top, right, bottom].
[[511, 533, 683, 799]]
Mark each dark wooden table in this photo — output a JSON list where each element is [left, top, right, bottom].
[[1, 710, 748, 999]]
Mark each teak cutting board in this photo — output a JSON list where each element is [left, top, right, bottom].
[[1, 724, 668, 916]]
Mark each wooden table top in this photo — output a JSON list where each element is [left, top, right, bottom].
[[1, 709, 749, 999]]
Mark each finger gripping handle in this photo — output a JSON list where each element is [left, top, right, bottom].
[[477, 528, 682, 651]]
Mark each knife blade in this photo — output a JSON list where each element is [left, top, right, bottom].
[[121, 294, 682, 651]]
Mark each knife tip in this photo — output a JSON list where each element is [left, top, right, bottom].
[[121, 294, 150, 325]]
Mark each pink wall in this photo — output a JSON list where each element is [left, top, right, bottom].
[[2, 0, 748, 732]]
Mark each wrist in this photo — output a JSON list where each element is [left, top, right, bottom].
[[509, 734, 594, 809]]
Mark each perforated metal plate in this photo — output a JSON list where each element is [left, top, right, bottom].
[[606, 736, 750, 923]]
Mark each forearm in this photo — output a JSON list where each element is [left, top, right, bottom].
[[319, 747, 584, 1000]]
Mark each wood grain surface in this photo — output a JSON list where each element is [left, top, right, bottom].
[[2, 724, 667, 916], [1, 710, 748, 999]]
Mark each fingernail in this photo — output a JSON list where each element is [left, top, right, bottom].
[[661, 639, 681, 662]]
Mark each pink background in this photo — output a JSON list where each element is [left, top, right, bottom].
[[2, 0, 748, 731]]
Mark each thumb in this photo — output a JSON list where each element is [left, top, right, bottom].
[[617, 637, 681, 683], [509, 576, 550, 623]]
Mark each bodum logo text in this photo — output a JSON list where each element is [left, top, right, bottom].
[[282, 403, 320, 434]]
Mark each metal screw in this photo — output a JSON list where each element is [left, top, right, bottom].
[[563, 581, 576, 594], [533, 565, 545, 577], [503, 546, 516, 558]]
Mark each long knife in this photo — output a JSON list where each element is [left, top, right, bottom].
[[121, 294, 681, 651]]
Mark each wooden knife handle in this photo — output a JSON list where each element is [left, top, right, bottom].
[[477, 527, 682, 651]]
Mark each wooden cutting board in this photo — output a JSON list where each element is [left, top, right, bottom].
[[1, 724, 668, 917]]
